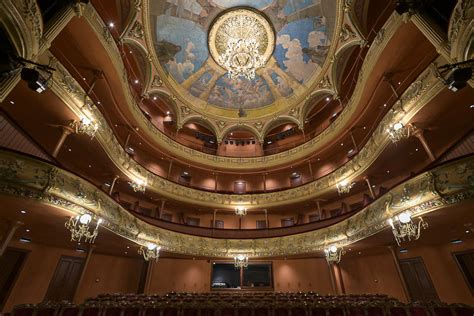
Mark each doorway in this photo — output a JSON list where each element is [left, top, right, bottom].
[[44, 256, 85, 302], [399, 257, 439, 301]]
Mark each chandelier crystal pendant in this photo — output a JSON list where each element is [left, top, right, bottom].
[[324, 245, 345, 263], [209, 8, 275, 81], [388, 212, 428, 246], [235, 206, 247, 216], [65, 213, 102, 243], [139, 243, 161, 261], [234, 254, 249, 268]]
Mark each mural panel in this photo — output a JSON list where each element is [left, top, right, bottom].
[[149, 0, 336, 110], [208, 75, 274, 109]]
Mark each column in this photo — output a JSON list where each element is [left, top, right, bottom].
[[0, 221, 23, 257], [159, 200, 166, 219], [264, 209, 269, 229], [334, 263, 346, 294], [388, 246, 410, 302], [52, 126, 73, 158], [364, 177, 376, 199], [327, 262, 338, 295], [263, 173, 267, 192], [315, 200, 324, 220], [308, 161, 314, 180], [108, 175, 120, 195], [212, 210, 217, 229], [143, 260, 155, 294], [414, 129, 436, 162], [167, 160, 173, 179], [410, 14, 453, 62], [214, 173, 218, 192]]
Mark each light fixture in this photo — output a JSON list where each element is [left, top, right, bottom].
[[235, 206, 247, 216], [21, 68, 48, 93], [388, 212, 428, 246], [129, 178, 147, 193], [209, 9, 274, 80], [70, 117, 99, 138], [139, 243, 161, 261], [387, 122, 414, 143], [324, 245, 345, 263], [336, 179, 354, 194], [234, 254, 249, 268], [65, 213, 102, 243], [108, 22, 114, 28], [447, 68, 472, 92]]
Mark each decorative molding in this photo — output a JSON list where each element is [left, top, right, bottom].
[[46, 50, 445, 209], [0, 149, 471, 257], [76, 7, 407, 170]]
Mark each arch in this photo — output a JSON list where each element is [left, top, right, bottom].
[[261, 116, 302, 139], [0, 1, 42, 59], [220, 124, 262, 143], [148, 91, 180, 118], [121, 38, 152, 96], [180, 115, 219, 140], [301, 91, 334, 120], [331, 45, 360, 94]]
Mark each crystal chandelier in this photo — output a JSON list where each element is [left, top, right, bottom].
[[209, 9, 274, 81], [70, 117, 99, 138], [235, 206, 247, 216], [388, 212, 428, 246], [129, 178, 147, 193], [65, 213, 102, 243], [219, 37, 265, 80], [324, 245, 345, 263], [234, 254, 249, 268], [336, 179, 354, 194], [387, 122, 414, 143], [139, 243, 161, 261]]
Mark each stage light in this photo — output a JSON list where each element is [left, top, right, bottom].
[[447, 68, 472, 92], [21, 68, 47, 93]]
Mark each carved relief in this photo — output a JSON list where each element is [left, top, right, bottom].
[[129, 20, 144, 39]]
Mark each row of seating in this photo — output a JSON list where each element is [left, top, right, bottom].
[[12, 293, 474, 316]]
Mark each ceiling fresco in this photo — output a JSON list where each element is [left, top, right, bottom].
[[149, 0, 337, 110]]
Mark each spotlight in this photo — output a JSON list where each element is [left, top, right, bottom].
[[21, 68, 47, 93], [447, 68, 472, 92]]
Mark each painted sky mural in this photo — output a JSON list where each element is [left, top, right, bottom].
[[150, 0, 336, 110]]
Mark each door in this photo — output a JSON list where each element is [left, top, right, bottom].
[[0, 249, 28, 311], [44, 256, 85, 302], [399, 257, 439, 301]]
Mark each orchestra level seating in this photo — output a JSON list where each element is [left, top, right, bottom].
[[10, 292, 474, 316]]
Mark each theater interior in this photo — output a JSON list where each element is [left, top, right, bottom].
[[0, 0, 473, 315]]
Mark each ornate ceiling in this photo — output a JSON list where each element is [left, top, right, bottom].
[[139, 0, 364, 140], [149, 0, 336, 112]]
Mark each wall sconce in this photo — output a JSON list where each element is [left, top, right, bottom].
[[65, 213, 102, 243], [139, 243, 161, 261], [388, 211, 428, 246], [336, 179, 354, 194]]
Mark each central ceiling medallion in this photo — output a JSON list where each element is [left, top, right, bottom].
[[208, 8, 275, 80]]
